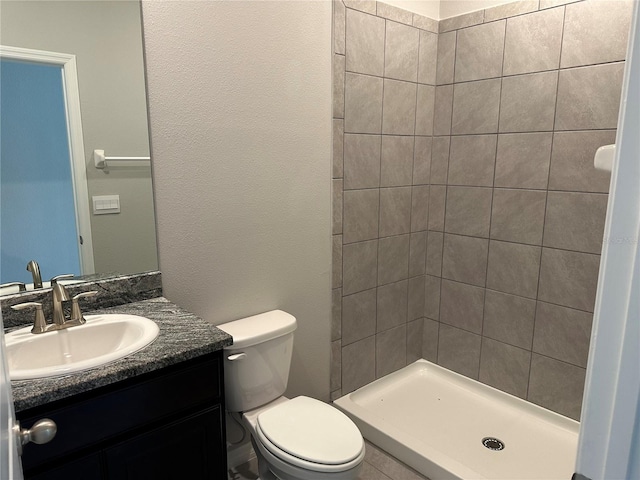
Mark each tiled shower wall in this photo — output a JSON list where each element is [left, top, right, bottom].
[[331, 0, 633, 420]]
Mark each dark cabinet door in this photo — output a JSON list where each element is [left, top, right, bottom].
[[27, 453, 102, 480], [104, 406, 225, 480]]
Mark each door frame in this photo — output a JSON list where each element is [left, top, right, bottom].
[[0, 45, 95, 275], [575, 1, 640, 478]]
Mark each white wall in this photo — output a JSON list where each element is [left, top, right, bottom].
[[440, 0, 518, 18], [141, 0, 332, 401], [383, 0, 440, 18]]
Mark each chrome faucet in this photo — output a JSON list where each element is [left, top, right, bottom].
[[26, 260, 43, 289], [51, 282, 71, 326]]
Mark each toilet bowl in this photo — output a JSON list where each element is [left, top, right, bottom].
[[243, 396, 365, 480], [218, 310, 365, 480]]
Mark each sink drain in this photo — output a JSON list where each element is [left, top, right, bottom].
[[482, 437, 505, 451]]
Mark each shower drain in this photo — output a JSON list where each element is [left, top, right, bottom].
[[482, 437, 505, 451]]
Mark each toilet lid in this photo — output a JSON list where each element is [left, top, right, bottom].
[[256, 396, 364, 466]]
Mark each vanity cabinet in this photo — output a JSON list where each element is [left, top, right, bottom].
[[18, 351, 227, 480]]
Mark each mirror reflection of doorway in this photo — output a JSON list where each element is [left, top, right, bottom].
[[0, 48, 93, 284]]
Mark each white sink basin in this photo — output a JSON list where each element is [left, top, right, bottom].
[[5, 314, 159, 380]]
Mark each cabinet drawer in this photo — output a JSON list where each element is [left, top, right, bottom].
[[19, 352, 223, 471]]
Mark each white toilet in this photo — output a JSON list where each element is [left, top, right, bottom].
[[218, 310, 365, 480]]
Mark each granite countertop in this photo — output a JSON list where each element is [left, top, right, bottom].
[[11, 297, 233, 412]]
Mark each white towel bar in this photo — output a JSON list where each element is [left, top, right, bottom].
[[94, 149, 150, 170]]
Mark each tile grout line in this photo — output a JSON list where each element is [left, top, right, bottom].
[[526, 3, 568, 402]]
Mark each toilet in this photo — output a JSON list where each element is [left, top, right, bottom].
[[218, 310, 365, 480]]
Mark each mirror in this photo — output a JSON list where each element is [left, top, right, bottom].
[[0, 0, 158, 294]]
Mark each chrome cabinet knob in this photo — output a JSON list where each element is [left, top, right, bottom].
[[15, 418, 57, 454]]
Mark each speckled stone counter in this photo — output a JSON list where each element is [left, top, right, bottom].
[[1, 271, 163, 329], [11, 297, 232, 412]]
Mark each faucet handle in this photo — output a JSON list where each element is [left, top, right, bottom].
[[11, 302, 48, 334], [70, 291, 98, 323], [50, 274, 74, 285], [0, 282, 27, 293]]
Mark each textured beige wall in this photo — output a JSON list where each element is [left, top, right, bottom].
[[141, 0, 332, 402], [0, 0, 158, 276]]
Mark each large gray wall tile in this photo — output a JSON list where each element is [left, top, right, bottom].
[[533, 301, 593, 367], [331, 340, 342, 392], [440, 279, 485, 334], [436, 31, 456, 85], [384, 20, 420, 82], [333, 235, 342, 288], [344, 134, 381, 189], [411, 185, 430, 232], [376, 325, 407, 377], [382, 79, 417, 135], [528, 354, 585, 420], [407, 318, 424, 363], [342, 336, 376, 393], [483, 290, 536, 349], [332, 287, 342, 341], [538, 248, 600, 312], [334, 0, 346, 54], [544, 192, 608, 254], [438, 324, 481, 379], [344, 73, 383, 133], [452, 78, 501, 135], [428, 185, 446, 231], [495, 133, 552, 189], [344, 0, 376, 15], [343, 239, 378, 295], [503, 7, 564, 76], [346, 8, 385, 76], [415, 85, 435, 135], [479, 338, 531, 399], [439, 10, 484, 33], [442, 234, 489, 287], [455, 20, 506, 82], [426, 231, 444, 276], [499, 71, 558, 132], [377, 280, 408, 331], [561, 0, 633, 68], [333, 119, 344, 178], [409, 232, 427, 277], [343, 189, 379, 243], [418, 30, 438, 85], [333, 54, 345, 118], [445, 186, 493, 237], [484, 0, 539, 22], [342, 288, 377, 345], [430, 137, 450, 184], [380, 187, 412, 236], [448, 135, 497, 187], [423, 318, 439, 361], [549, 131, 615, 193], [490, 189, 547, 245], [433, 85, 454, 135], [487, 240, 541, 298], [333, 179, 343, 234], [376, 2, 412, 24], [413, 136, 432, 185], [555, 63, 625, 131], [424, 275, 441, 320], [378, 234, 410, 285], [381, 135, 414, 187], [408, 276, 426, 321]]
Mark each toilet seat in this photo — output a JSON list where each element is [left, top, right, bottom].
[[255, 396, 365, 473]]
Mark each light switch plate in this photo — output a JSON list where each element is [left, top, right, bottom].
[[92, 195, 120, 215]]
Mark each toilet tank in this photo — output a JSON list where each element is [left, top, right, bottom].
[[218, 310, 296, 412]]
